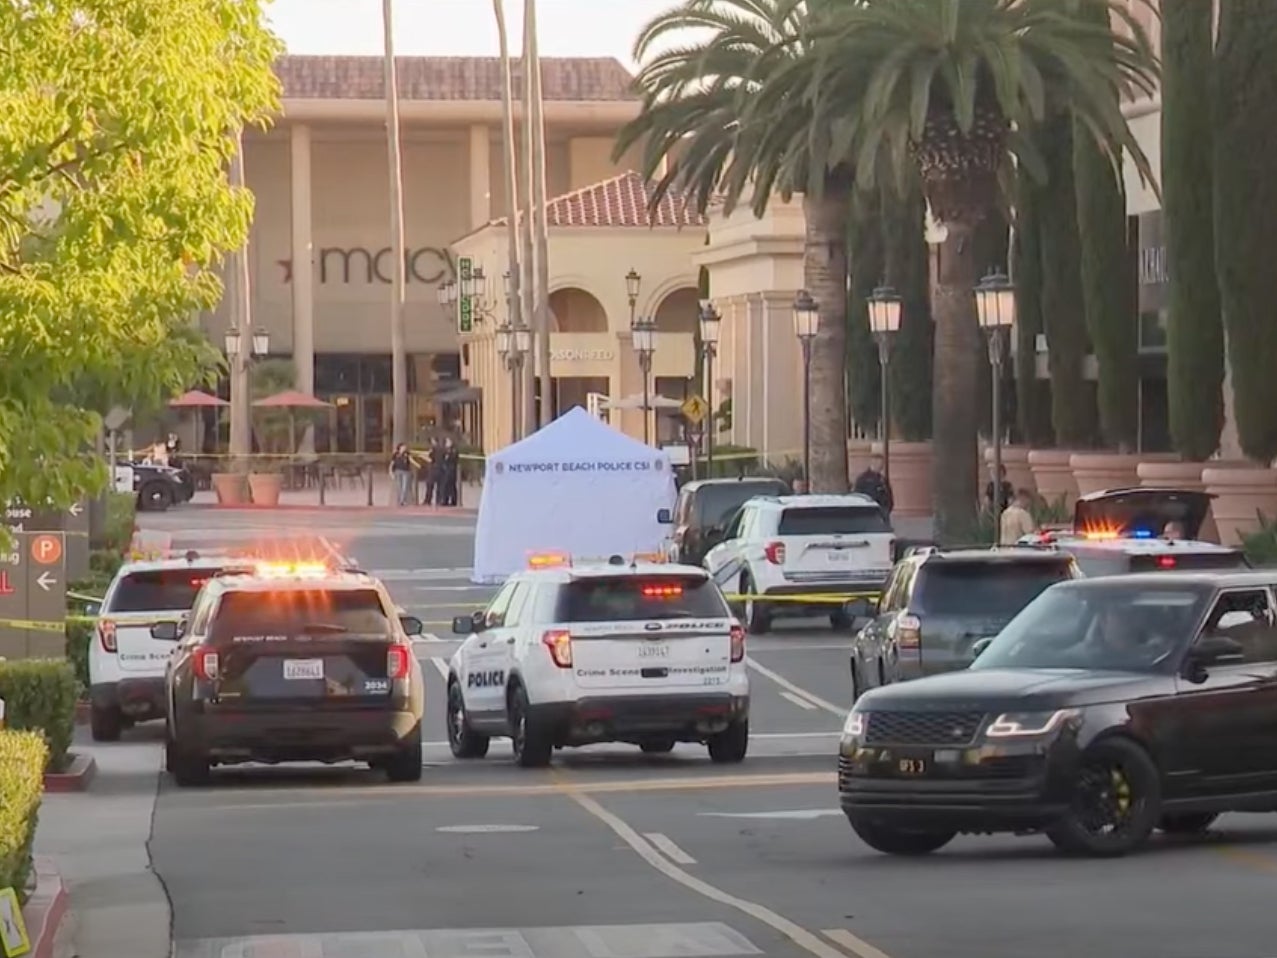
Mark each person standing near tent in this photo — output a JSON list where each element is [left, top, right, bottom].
[[390, 443, 415, 506], [420, 438, 442, 505], [439, 437, 460, 507]]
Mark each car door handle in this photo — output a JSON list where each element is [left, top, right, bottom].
[[506, 638, 515, 645], [477, 642, 488, 649]]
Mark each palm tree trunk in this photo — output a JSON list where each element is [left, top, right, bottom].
[[527, 0, 552, 428], [518, 15, 537, 437], [381, 0, 408, 447], [801, 176, 852, 494], [493, 0, 523, 441], [930, 223, 982, 543]]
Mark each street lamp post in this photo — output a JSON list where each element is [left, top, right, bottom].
[[224, 325, 271, 467], [975, 269, 1016, 541], [631, 316, 656, 445], [497, 271, 530, 445], [697, 299, 721, 476], [867, 285, 903, 488], [792, 291, 819, 487]]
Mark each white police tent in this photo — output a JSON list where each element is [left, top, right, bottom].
[[472, 406, 677, 583]]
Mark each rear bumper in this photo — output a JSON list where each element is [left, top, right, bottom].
[[91, 679, 166, 721], [176, 705, 420, 764], [529, 693, 749, 745]]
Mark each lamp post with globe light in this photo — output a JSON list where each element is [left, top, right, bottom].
[[792, 291, 819, 486], [975, 269, 1016, 537], [867, 285, 903, 487], [697, 299, 722, 474], [224, 326, 270, 463]]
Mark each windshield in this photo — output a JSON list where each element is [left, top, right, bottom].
[[108, 567, 227, 613], [209, 589, 391, 641], [696, 482, 787, 525], [972, 583, 1210, 673], [777, 506, 890, 536], [913, 560, 1076, 617], [557, 575, 729, 622]]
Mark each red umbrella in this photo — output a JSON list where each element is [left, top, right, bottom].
[[169, 389, 228, 408], [252, 390, 333, 409]]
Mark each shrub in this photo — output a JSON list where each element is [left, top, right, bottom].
[[100, 491, 137, 554], [0, 660, 78, 772], [65, 619, 94, 693], [0, 730, 48, 902], [1241, 512, 1277, 568]]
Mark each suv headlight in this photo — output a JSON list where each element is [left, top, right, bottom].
[[985, 709, 1079, 739], [843, 709, 867, 738]]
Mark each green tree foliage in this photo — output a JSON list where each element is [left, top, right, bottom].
[[847, 188, 882, 435], [0, 0, 281, 511], [1037, 115, 1096, 447], [1163, 0, 1224, 461], [1212, 0, 1277, 461], [1011, 177, 1054, 447], [881, 184, 932, 442]]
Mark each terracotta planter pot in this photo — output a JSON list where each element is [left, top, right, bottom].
[[872, 441, 932, 518], [211, 472, 248, 506], [983, 445, 1035, 496], [847, 439, 876, 481], [248, 472, 283, 507], [1027, 450, 1081, 515], [1069, 453, 1143, 497], [1202, 464, 1277, 547]]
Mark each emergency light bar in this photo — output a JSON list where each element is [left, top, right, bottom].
[[253, 561, 332, 579], [527, 552, 571, 569]]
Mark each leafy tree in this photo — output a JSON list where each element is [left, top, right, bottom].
[[789, 0, 1156, 540], [0, 0, 280, 514], [881, 183, 932, 441], [847, 187, 882, 435], [1011, 176, 1054, 447], [1162, 0, 1223, 462], [1213, 0, 1277, 462], [615, 0, 854, 491]]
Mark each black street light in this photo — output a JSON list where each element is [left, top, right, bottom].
[[975, 268, 1016, 540], [792, 290, 819, 487], [496, 319, 531, 445], [225, 326, 270, 468], [631, 313, 657, 445], [697, 299, 722, 476], [867, 285, 903, 487]]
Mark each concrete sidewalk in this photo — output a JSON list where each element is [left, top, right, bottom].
[[189, 473, 483, 510], [36, 736, 172, 958]]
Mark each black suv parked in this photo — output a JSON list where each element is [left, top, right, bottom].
[[660, 476, 791, 566]]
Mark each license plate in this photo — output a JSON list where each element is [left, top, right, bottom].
[[897, 757, 928, 776], [827, 551, 850, 562], [639, 643, 670, 659], [283, 658, 324, 680]]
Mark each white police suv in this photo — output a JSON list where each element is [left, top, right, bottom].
[[445, 554, 749, 768], [88, 550, 247, 741]]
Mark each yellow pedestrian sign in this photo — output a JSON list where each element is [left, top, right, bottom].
[[681, 395, 710, 424]]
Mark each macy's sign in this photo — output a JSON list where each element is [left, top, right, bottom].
[[277, 247, 457, 286]]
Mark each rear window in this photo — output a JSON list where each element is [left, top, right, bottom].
[[209, 589, 391, 641], [107, 567, 225, 613], [695, 481, 788, 525], [913, 560, 1076, 616], [778, 506, 889, 536], [1129, 551, 1250, 573], [557, 575, 729, 622]]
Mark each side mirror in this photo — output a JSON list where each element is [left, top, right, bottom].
[[656, 508, 672, 524], [150, 621, 180, 641], [84, 601, 101, 617], [399, 614, 424, 637], [451, 615, 476, 636], [1186, 634, 1245, 670], [970, 636, 995, 661]]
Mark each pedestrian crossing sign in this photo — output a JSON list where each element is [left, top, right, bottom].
[[681, 395, 709, 424]]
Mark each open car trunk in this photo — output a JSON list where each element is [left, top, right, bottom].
[[1073, 488, 1215, 541]]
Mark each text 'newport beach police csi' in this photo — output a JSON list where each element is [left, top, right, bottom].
[[503, 459, 659, 474]]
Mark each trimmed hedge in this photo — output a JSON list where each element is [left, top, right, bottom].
[[66, 619, 93, 693], [0, 660, 77, 773], [0, 730, 47, 902]]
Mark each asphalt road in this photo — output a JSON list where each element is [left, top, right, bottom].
[[128, 508, 1277, 958]]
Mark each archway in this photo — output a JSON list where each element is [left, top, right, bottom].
[[653, 286, 699, 334], [548, 287, 607, 333], [651, 286, 700, 443]]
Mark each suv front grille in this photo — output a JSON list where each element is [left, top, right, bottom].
[[863, 711, 985, 747]]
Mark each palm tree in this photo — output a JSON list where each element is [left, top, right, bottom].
[[790, 0, 1157, 540], [614, 0, 855, 493]]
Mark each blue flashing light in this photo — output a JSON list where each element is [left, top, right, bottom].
[[1131, 528, 1153, 539]]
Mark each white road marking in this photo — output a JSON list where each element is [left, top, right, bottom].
[[436, 824, 540, 833], [746, 657, 847, 717], [780, 691, 817, 711], [700, 810, 843, 821], [429, 657, 449, 681], [567, 790, 870, 958], [643, 832, 697, 865], [822, 929, 895, 958], [750, 731, 839, 739]]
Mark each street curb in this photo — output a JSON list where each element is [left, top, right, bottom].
[[24, 857, 71, 958], [186, 505, 478, 516], [43, 753, 96, 793]]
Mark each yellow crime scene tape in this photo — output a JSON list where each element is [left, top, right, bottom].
[[0, 617, 70, 633]]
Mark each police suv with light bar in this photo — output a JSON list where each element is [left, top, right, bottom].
[[446, 553, 749, 767], [157, 560, 427, 786]]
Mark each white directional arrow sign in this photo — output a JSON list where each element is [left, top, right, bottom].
[[68, 503, 83, 517], [36, 572, 57, 592]]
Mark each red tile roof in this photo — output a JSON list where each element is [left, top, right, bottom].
[[275, 55, 637, 102], [493, 172, 706, 230]]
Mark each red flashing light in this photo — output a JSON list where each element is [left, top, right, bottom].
[[764, 542, 786, 565], [193, 648, 219, 681], [97, 619, 117, 653], [1157, 556, 1177, 569], [730, 624, 745, 663], [641, 583, 683, 598], [386, 643, 411, 679], [542, 630, 572, 667]]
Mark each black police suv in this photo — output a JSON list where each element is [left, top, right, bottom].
[[129, 460, 196, 512], [156, 565, 426, 786], [848, 547, 1080, 698], [839, 570, 1277, 857], [660, 477, 791, 566]]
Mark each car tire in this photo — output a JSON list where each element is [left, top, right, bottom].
[[447, 681, 490, 759], [848, 817, 955, 856], [385, 728, 424, 783], [509, 685, 552, 768], [830, 609, 853, 630], [139, 482, 174, 512], [1046, 737, 1161, 858], [741, 574, 770, 635], [169, 736, 211, 788], [640, 738, 676, 754], [849, 661, 861, 703], [707, 718, 748, 764], [90, 703, 123, 742], [1159, 812, 1218, 835]]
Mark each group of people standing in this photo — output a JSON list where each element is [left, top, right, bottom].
[[390, 437, 461, 507]]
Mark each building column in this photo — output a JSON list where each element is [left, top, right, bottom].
[[290, 123, 315, 394], [469, 126, 492, 229]]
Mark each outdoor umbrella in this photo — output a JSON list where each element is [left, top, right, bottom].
[[167, 389, 229, 455], [252, 390, 334, 456]]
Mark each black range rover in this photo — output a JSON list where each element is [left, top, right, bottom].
[[839, 570, 1277, 857]]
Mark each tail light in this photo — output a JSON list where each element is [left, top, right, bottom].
[[896, 614, 922, 650], [387, 642, 411, 679], [730, 624, 745, 663], [542, 630, 572, 667], [193, 648, 220, 681], [97, 619, 117, 653], [1156, 556, 1177, 569], [763, 541, 786, 565]]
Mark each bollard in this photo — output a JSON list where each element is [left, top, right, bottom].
[[318, 468, 326, 506], [366, 465, 374, 507]]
